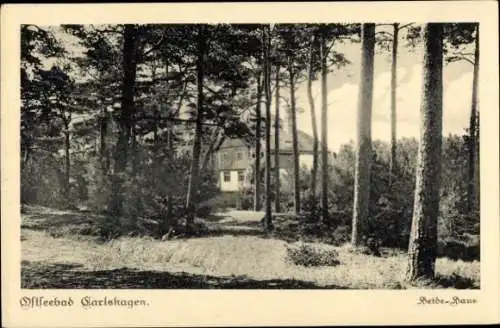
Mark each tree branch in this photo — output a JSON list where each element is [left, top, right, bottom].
[[94, 27, 124, 35], [143, 34, 166, 56], [326, 39, 336, 56], [173, 79, 189, 116], [137, 115, 222, 127], [375, 31, 394, 38], [399, 23, 415, 30], [446, 55, 475, 65]]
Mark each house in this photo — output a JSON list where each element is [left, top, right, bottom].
[[212, 127, 317, 192]]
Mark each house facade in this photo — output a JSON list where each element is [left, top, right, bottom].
[[213, 128, 316, 192]]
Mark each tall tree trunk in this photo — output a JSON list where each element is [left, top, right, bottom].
[[100, 109, 109, 173], [307, 33, 319, 214], [405, 23, 443, 281], [274, 67, 281, 213], [351, 23, 375, 246], [389, 23, 399, 181], [263, 25, 273, 230], [151, 63, 159, 147], [21, 139, 32, 206], [185, 24, 206, 222], [254, 72, 263, 211], [288, 56, 301, 214], [201, 128, 224, 171], [98, 75, 110, 174], [166, 75, 188, 155], [474, 112, 480, 212], [320, 31, 329, 222], [131, 126, 142, 217], [111, 24, 138, 216], [64, 122, 71, 204], [468, 23, 479, 215]]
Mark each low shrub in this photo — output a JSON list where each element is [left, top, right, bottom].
[[196, 203, 215, 218], [201, 192, 238, 211], [269, 211, 353, 246], [161, 217, 210, 240], [437, 235, 480, 262], [285, 242, 341, 267], [236, 186, 255, 210], [327, 225, 352, 246]]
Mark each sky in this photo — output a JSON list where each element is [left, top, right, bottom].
[[44, 25, 476, 152], [286, 39, 475, 152]]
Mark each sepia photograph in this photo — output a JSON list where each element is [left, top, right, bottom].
[[19, 21, 481, 290], [2, 2, 499, 327]]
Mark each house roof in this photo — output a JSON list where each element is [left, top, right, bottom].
[[219, 127, 317, 153]]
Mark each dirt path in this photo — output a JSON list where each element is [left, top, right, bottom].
[[202, 210, 265, 236]]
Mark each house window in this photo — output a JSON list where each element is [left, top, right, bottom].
[[236, 152, 243, 160], [237, 171, 245, 182], [223, 171, 231, 182]]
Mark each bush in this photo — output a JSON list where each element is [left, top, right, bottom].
[[328, 225, 351, 246], [437, 235, 480, 262], [21, 152, 70, 209], [236, 186, 255, 210], [270, 211, 351, 246], [285, 242, 341, 267], [96, 216, 122, 241]]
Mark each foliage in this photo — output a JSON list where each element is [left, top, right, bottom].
[[268, 135, 478, 260], [285, 242, 341, 267], [21, 151, 67, 208], [21, 23, 479, 252], [437, 235, 480, 262]]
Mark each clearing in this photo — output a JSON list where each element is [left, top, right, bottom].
[[21, 206, 479, 289]]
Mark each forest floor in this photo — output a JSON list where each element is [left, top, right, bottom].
[[20, 206, 480, 289]]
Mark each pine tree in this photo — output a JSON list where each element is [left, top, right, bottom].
[[351, 23, 375, 246], [405, 23, 444, 281]]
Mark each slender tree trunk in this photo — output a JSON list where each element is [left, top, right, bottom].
[[64, 122, 71, 203], [151, 64, 159, 146], [320, 31, 329, 222], [153, 112, 159, 144], [201, 128, 224, 171], [131, 126, 142, 217], [307, 33, 319, 214], [288, 56, 301, 214], [390, 23, 399, 181], [254, 72, 263, 211], [351, 23, 375, 246], [405, 23, 443, 281], [474, 112, 480, 212], [161, 61, 175, 235], [468, 23, 479, 215], [274, 67, 281, 213], [21, 140, 32, 205], [21, 146, 29, 174], [185, 24, 206, 222], [98, 75, 110, 174], [111, 25, 138, 216], [100, 111, 109, 173], [263, 25, 273, 230]]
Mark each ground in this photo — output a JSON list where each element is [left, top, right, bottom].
[[21, 206, 480, 289]]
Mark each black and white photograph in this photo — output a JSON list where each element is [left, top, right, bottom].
[[2, 2, 499, 327], [18, 20, 482, 289]]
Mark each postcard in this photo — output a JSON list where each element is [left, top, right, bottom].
[[1, 2, 499, 327]]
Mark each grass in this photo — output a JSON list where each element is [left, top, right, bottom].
[[20, 205, 480, 289], [22, 229, 480, 289]]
